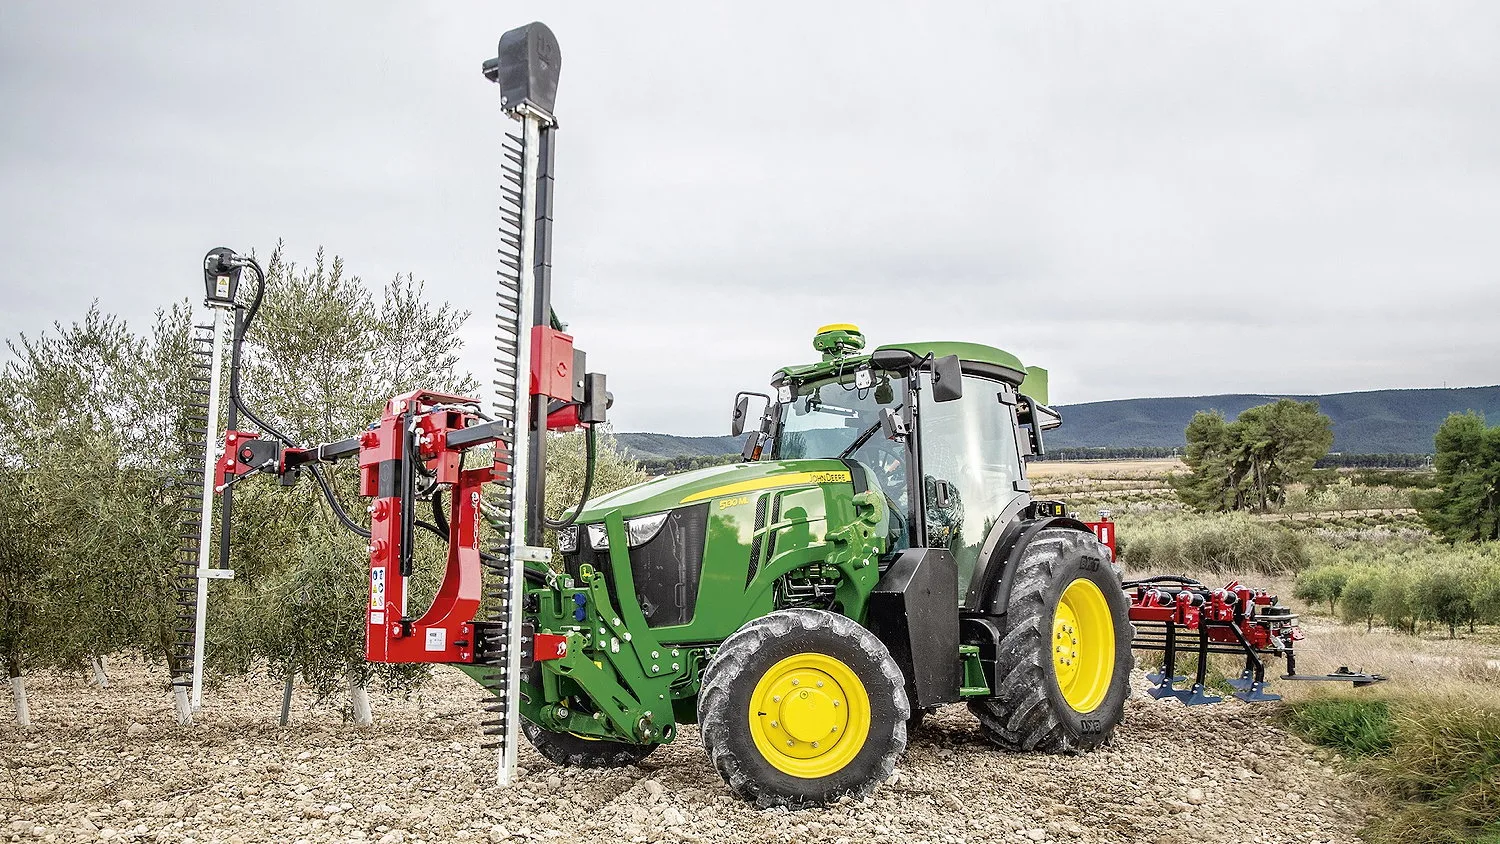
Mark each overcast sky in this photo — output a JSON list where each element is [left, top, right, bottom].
[[3, 2, 1496, 435]]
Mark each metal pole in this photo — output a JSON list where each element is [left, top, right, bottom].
[[496, 108, 544, 786], [190, 305, 229, 711]]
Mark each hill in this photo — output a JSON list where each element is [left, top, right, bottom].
[[616, 385, 1500, 458], [1045, 386, 1500, 454]]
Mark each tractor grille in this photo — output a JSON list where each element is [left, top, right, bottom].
[[565, 504, 708, 628]]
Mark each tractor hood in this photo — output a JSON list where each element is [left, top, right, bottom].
[[573, 458, 860, 523]]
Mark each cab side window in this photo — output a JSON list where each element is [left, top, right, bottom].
[[919, 375, 1025, 600]]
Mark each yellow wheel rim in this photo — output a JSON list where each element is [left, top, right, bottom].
[[748, 652, 871, 779], [1052, 578, 1115, 713]]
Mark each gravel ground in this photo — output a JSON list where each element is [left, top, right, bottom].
[[2, 661, 1368, 844]]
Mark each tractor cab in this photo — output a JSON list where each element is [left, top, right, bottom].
[[737, 324, 1061, 608]]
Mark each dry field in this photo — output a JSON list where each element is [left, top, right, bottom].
[[3, 660, 1366, 844], [1026, 459, 1186, 481]]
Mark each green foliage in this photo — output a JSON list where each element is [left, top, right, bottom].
[[1294, 565, 1349, 614], [1288, 697, 1500, 844], [1295, 542, 1500, 635], [1171, 399, 1334, 512], [0, 303, 192, 679], [1418, 412, 1500, 543], [1284, 698, 1395, 758], [1115, 512, 1308, 574], [1340, 567, 1383, 630], [543, 428, 649, 533]]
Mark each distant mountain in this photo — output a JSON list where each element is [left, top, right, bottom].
[[618, 385, 1500, 459], [1046, 386, 1500, 454]]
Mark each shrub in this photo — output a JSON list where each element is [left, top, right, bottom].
[[1116, 512, 1308, 575]]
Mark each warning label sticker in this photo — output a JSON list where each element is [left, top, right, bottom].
[[370, 568, 386, 610], [425, 628, 446, 652]]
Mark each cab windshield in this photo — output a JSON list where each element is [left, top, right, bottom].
[[772, 371, 905, 462], [772, 370, 911, 551]]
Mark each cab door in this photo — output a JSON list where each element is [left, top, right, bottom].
[[916, 374, 1028, 605]]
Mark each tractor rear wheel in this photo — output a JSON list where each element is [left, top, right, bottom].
[[968, 528, 1131, 753], [520, 666, 656, 768], [698, 609, 909, 807]]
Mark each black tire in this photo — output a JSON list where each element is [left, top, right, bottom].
[[698, 609, 909, 807], [968, 528, 1132, 753], [520, 665, 656, 768]]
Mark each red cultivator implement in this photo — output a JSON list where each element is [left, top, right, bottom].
[[1086, 517, 1385, 705]]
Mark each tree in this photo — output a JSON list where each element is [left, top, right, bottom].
[[1171, 399, 1333, 512], [0, 305, 147, 724], [1374, 569, 1416, 635], [1411, 564, 1475, 639], [1294, 566, 1349, 615], [1417, 412, 1500, 542], [1339, 568, 1382, 631]]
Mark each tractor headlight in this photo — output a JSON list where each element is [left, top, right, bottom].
[[625, 512, 670, 547], [556, 525, 578, 553], [585, 512, 672, 550], [587, 523, 608, 550]]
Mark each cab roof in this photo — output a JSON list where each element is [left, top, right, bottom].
[[775, 340, 1049, 405]]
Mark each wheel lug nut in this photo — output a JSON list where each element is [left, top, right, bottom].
[[770, 720, 779, 728], [816, 681, 824, 688], [787, 740, 795, 747], [792, 679, 800, 686], [811, 741, 819, 748]]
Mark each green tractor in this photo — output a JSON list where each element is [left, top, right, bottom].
[[520, 323, 1132, 805]]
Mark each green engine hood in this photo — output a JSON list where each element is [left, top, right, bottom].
[[574, 458, 862, 522]]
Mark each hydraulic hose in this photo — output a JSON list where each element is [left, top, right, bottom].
[[226, 258, 371, 539], [542, 424, 596, 529]]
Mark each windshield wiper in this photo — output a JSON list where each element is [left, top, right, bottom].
[[838, 404, 902, 459]]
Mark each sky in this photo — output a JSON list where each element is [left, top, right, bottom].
[[2, 2, 1497, 436]]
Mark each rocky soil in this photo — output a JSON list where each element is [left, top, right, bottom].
[[2, 662, 1368, 844]]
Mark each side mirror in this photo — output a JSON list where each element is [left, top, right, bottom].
[[731, 391, 771, 437], [931, 354, 964, 403], [731, 396, 750, 437]]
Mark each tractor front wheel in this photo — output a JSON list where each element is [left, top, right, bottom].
[[698, 609, 909, 807], [968, 528, 1131, 753]]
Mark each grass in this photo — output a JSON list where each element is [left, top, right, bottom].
[[1285, 695, 1500, 844], [1283, 697, 1395, 757]]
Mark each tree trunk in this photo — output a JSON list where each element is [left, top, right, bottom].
[[172, 676, 193, 726], [349, 675, 372, 726], [280, 673, 295, 727], [90, 655, 110, 688], [9, 655, 29, 728]]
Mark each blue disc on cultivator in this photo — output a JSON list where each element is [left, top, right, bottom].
[[1126, 576, 1386, 706]]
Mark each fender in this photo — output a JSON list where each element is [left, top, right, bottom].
[[975, 516, 1097, 618]]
